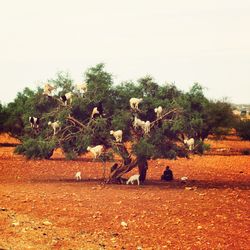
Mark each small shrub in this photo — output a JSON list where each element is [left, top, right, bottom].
[[14, 138, 56, 159], [64, 151, 77, 160], [195, 140, 210, 154], [235, 120, 250, 140], [213, 127, 231, 140], [241, 149, 250, 155]]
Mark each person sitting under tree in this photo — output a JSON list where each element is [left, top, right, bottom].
[[161, 166, 173, 181]]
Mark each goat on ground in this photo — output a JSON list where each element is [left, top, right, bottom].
[[126, 174, 140, 185], [75, 171, 81, 181]]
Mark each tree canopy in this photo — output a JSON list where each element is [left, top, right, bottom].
[[0, 63, 237, 182]]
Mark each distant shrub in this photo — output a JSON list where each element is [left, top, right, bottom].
[[14, 138, 56, 159], [236, 120, 250, 140], [241, 149, 250, 155], [195, 140, 210, 154], [213, 127, 231, 140]]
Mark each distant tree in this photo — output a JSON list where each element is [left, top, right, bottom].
[[0, 103, 8, 132], [235, 120, 250, 140], [176, 84, 237, 141]]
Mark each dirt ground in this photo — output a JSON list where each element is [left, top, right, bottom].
[[0, 134, 249, 250]]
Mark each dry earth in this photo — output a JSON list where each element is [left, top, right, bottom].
[[0, 134, 249, 250]]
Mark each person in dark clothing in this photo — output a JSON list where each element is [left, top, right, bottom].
[[161, 166, 173, 181]]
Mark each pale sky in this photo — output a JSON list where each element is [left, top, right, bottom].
[[0, 0, 249, 105]]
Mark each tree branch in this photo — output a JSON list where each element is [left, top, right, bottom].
[[67, 115, 87, 129], [150, 107, 182, 128]]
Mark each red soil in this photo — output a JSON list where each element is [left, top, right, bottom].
[[0, 134, 249, 249]]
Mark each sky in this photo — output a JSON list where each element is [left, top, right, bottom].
[[0, 0, 249, 105]]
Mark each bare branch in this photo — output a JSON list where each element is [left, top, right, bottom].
[[67, 115, 86, 129], [150, 107, 182, 128]]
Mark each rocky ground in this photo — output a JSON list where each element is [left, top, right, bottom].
[[0, 134, 249, 249]]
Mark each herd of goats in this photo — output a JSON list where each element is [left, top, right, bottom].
[[27, 83, 195, 184]]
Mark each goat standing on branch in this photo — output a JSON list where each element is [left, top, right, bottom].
[[29, 116, 40, 129], [129, 98, 143, 110], [60, 92, 73, 106], [75, 83, 88, 94], [43, 83, 55, 96], [154, 106, 163, 119], [48, 121, 60, 135], [87, 145, 104, 160], [110, 130, 123, 142], [91, 102, 104, 119]]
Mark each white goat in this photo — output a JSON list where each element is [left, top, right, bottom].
[[75, 83, 88, 94], [87, 145, 104, 159], [129, 98, 143, 110], [133, 117, 150, 134], [110, 130, 123, 142], [141, 121, 151, 135], [91, 107, 99, 119], [184, 138, 195, 151], [154, 106, 163, 119], [43, 83, 55, 96], [75, 171, 81, 181], [180, 176, 188, 182], [48, 121, 60, 135], [126, 174, 140, 185], [60, 92, 73, 105], [133, 116, 144, 129]]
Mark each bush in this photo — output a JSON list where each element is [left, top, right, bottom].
[[14, 138, 56, 159], [241, 149, 250, 155], [195, 140, 210, 154], [213, 127, 231, 140], [236, 120, 250, 140]]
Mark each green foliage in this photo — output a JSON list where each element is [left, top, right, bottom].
[[61, 133, 91, 159], [14, 138, 56, 159], [195, 140, 210, 154], [138, 75, 159, 97], [111, 111, 132, 140], [1, 63, 237, 163], [201, 101, 237, 140], [2, 87, 39, 137], [49, 71, 74, 95], [213, 127, 231, 140], [236, 120, 250, 140], [0, 103, 8, 132], [85, 63, 113, 102], [132, 138, 156, 159]]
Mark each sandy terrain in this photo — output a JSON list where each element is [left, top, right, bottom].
[[0, 134, 249, 249]]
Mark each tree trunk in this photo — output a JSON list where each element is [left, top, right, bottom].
[[107, 143, 138, 183], [137, 158, 148, 183]]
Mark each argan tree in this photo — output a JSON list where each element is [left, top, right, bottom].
[[8, 64, 235, 183]]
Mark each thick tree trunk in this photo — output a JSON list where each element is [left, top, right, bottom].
[[107, 143, 138, 183], [137, 158, 148, 183]]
